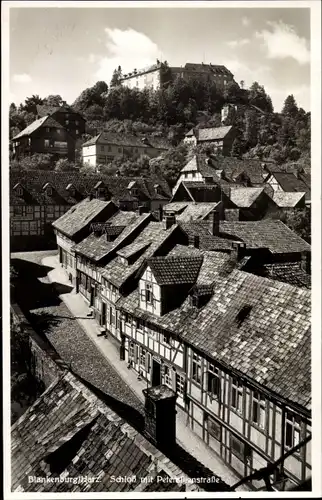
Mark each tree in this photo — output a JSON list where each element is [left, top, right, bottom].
[[21, 94, 44, 113], [18, 153, 55, 170], [54, 158, 78, 172], [44, 94, 64, 107], [110, 66, 122, 87], [248, 82, 273, 113], [281, 94, 299, 118]]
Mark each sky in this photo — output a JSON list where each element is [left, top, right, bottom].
[[9, 3, 311, 112]]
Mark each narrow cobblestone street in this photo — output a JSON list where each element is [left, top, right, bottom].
[[11, 250, 249, 491]]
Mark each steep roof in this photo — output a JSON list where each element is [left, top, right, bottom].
[[262, 262, 311, 289], [269, 171, 309, 192], [182, 270, 311, 409], [184, 63, 233, 76], [117, 269, 311, 410], [36, 103, 85, 118], [219, 220, 311, 254], [197, 126, 233, 142], [148, 256, 203, 286], [10, 171, 171, 206], [102, 222, 179, 288], [12, 115, 65, 140], [52, 198, 114, 238], [170, 202, 220, 222], [82, 131, 170, 150], [74, 213, 151, 261], [11, 372, 198, 493], [272, 191, 306, 208], [229, 187, 265, 208]]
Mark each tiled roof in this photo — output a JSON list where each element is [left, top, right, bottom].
[[180, 182, 224, 203], [181, 270, 311, 409], [102, 223, 179, 288], [148, 256, 203, 286], [262, 262, 311, 289], [229, 188, 265, 208], [11, 372, 199, 493], [36, 104, 84, 118], [197, 126, 233, 142], [179, 222, 235, 251], [167, 245, 202, 258], [219, 220, 311, 254], [172, 202, 220, 222], [269, 172, 309, 192], [10, 171, 171, 206], [184, 63, 233, 76], [272, 191, 306, 207], [52, 198, 114, 238], [196, 252, 235, 286], [74, 213, 151, 261], [82, 131, 170, 150], [163, 202, 190, 214], [117, 240, 151, 259], [12, 115, 65, 140]]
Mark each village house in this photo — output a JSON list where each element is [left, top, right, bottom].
[[10, 171, 171, 251], [11, 370, 204, 493], [184, 126, 236, 156], [264, 170, 310, 205], [82, 131, 170, 167], [36, 102, 86, 138], [52, 197, 118, 284], [11, 116, 76, 161], [120, 61, 234, 91], [115, 257, 311, 490]]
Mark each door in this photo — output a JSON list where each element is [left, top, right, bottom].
[[152, 359, 161, 386], [90, 285, 95, 307], [59, 247, 63, 264], [101, 302, 107, 326]]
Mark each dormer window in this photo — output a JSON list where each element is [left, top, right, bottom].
[[13, 184, 23, 197], [66, 183, 76, 196], [43, 183, 53, 196]]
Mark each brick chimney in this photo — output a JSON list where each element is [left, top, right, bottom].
[[208, 210, 220, 235], [138, 205, 144, 215], [164, 214, 176, 230], [301, 250, 311, 274], [230, 241, 246, 262], [142, 385, 177, 451]]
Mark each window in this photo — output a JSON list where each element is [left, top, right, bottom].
[[231, 378, 243, 412], [108, 145, 112, 152], [26, 206, 33, 214], [21, 222, 29, 232], [13, 222, 21, 231], [285, 411, 301, 449], [57, 129, 61, 134], [252, 392, 266, 429], [208, 417, 222, 441], [164, 365, 172, 387], [100, 146, 104, 151], [140, 348, 146, 367], [129, 343, 135, 360], [145, 283, 153, 304], [75, 120, 79, 125], [13, 206, 23, 216], [207, 365, 221, 400], [136, 319, 143, 330], [176, 373, 185, 396], [15, 186, 23, 196], [44, 139, 50, 147], [118, 148, 122, 153], [192, 353, 201, 385], [76, 129, 79, 135], [65, 120, 69, 125], [230, 435, 251, 462], [46, 127, 50, 133], [47, 205, 54, 213], [29, 221, 37, 233]]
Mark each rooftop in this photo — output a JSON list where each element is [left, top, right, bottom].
[[82, 131, 170, 150], [12, 115, 66, 140], [272, 191, 306, 208], [229, 187, 265, 208], [147, 256, 203, 286], [52, 198, 115, 239], [11, 372, 198, 493], [196, 126, 233, 142], [269, 171, 309, 193]]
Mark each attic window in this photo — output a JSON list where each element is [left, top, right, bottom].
[[14, 185, 23, 196], [66, 183, 75, 195], [236, 305, 252, 327]]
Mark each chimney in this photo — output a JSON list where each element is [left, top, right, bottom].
[[158, 205, 163, 222], [193, 235, 200, 249], [230, 241, 246, 262], [142, 385, 177, 451], [164, 214, 176, 230], [88, 193, 93, 201], [301, 250, 311, 274], [138, 205, 144, 215], [208, 210, 220, 235]]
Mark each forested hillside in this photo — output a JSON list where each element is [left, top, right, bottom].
[[10, 68, 310, 181]]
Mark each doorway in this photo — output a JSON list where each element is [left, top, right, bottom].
[[101, 302, 107, 326], [152, 359, 161, 386], [90, 285, 95, 307]]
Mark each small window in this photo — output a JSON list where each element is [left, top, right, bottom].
[[26, 206, 33, 214], [231, 378, 243, 412], [15, 186, 23, 197], [208, 417, 222, 441], [44, 139, 50, 147], [252, 392, 266, 429], [145, 283, 153, 304], [13, 206, 23, 216], [140, 348, 146, 367], [65, 120, 69, 125], [100, 145, 104, 151], [57, 129, 61, 134], [192, 353, 201, 385], [46, 127, 50, 133], [207, 366, 221, 400], [108, 146, 112, 152], [163, 333, 171, 344], [176, 373, 185, 396], [230, 435, 251, 462], [285, 411, 301, 449], [46, 187, 53, 196], [76, 130, 79, 135], [75, 120, 79, 125], [164, 365, 172, 387]]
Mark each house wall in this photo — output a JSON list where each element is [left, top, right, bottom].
[[121, 68, 161, 90], [266, 175, 283, 192], [82, 145, 97, 167], [52, 110, 86, 138], [13, 126, 76, 161], [185, 345, 311, 487], [56, 232, 78, 283], [83, 141, 166, 166], [10, 204, 69, 251]]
